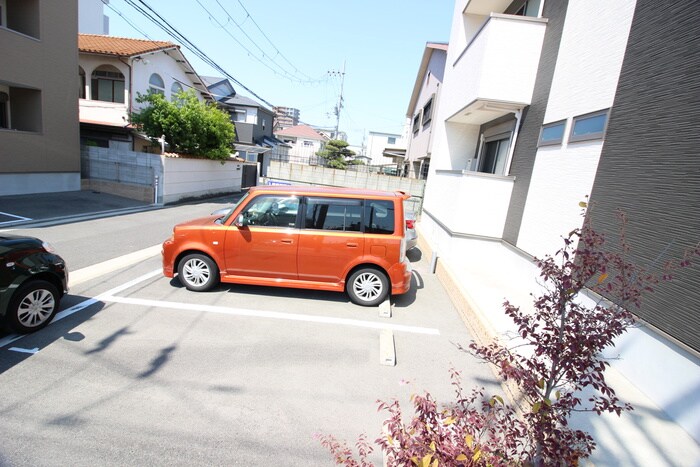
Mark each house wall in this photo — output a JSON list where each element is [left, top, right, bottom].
[[0, 0, 80, 195], [420, 0, 700, 453], [131, 51, 204, 107], [407, 49, 446, 164], [584, 0, 700, 439], [367, 132, 401, 166], [515, 0, 637, 259]]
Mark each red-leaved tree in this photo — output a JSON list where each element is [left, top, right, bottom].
[[320, 209, 699, 466]]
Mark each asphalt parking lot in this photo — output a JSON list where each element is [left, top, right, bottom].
[[0, 244, 500, 465]]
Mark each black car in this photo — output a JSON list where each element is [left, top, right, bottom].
[[0, 235, 68, 333]]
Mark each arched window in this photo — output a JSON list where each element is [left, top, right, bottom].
[[170, 81, 183, 100], [149, 73, 165, 95], [79, 67, 86, 99], [91, 65, 125, 103]]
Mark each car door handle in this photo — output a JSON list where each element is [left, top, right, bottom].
[[346, 242, 358, 248], [281, 239, 293, 244]]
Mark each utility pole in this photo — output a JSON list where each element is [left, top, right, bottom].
[[328, 61, 346, 140]]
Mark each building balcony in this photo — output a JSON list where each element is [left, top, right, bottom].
[[443, 13, 547, 125], [425, 169, 514, 238], [79, 99, 128, 127]]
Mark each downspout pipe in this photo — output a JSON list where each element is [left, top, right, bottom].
[[504, 109, 523, 176], [118, 56, 133, 147]]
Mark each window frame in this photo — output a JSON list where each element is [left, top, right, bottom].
[[569, 109, 609, 143], [422, 97, 434, 127], [148, 73, 165, 95], [538, 119, 567, 147], [412, 111, 421, 134], [170, 81, 183, 100]]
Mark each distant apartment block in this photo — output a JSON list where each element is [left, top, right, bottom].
[[0, 0, 81, 195], [273, 106, 300, 130]]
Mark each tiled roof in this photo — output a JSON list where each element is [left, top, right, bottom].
[[79, 34, 176, 57], [274, 124, 327, 140]]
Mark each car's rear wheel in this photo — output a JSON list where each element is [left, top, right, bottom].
[[178, 253, 219, 292], [347, 267, 389, 307], [7, 280, 60, 333]]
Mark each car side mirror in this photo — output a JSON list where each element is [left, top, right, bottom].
[[234, 214, 248, 228]]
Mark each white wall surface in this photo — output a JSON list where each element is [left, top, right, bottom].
[[516, 0, 636, 258], [161, 157, 242, 204]]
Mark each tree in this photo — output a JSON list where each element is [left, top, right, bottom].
[[317, 139, 358, 169], [320, 208, 699, 466], [130, 90, 235, 161]]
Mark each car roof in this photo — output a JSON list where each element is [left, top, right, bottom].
[[248, 185, 408, 199]]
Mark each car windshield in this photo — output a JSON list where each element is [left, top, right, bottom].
[[217, 192, 250, 224]]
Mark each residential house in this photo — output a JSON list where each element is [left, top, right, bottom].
[[0, 0, 80, 195], [273, 106, 300, 130], [78, 34, 212, 151], [202, 76, 289, 175], [274, 125, 328, 164], [366, 130, 404, 167], [420, 0, 700, 455], [405, 42, 448, 180]]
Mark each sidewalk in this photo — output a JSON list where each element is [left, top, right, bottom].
[[0, 190, 154, 228]]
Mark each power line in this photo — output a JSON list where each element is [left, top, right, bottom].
[[225, 0, 316, 81], [119, 0, 275, 108]]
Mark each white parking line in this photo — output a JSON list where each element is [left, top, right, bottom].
[[102, 295, 441, 335], [0, 211, 32, 226], [70, 245, 162, 287], [0, 269, 162, 349]]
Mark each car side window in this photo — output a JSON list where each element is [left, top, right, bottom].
[[304, 197, 362, 232], [240, 195, 299, 227], [364, 200, 395, 234]]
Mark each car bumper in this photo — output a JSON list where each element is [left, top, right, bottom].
[[162, 237, 175, 278], [390, 258, 412, 295]]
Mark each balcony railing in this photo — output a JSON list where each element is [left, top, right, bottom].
[[425, 169, 515, 239], [79, 99, 129, 127], [443, 14, 547, 124]]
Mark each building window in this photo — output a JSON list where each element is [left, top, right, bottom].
[[149, 73, 165, 95], [478, 135, 510, 175], [0, 85, 42, 132], [412, 112, 421, 134], [422, 97, 433, 126], [79, 67, 86, 99], [420, 159, 430, 180], [388, 136, 396, 145], [262, 118, 266, 131], [232, 108, 246, 122], [302, 140, 313, 147], [570, 109, 609, 143], [538, 119, 566, 146], [91, 67, 125, 103], [170, 81, 183, 100], [2, 0, 40, 38], [0, 93, 8, 129]]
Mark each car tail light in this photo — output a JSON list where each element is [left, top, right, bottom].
[[405, 219, 415, 229]]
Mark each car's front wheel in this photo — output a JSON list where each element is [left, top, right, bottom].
[[347, 267, 389, 306], [178, 253, 219, 292], [7, 280, 60, 333]]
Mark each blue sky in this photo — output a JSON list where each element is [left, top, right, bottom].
[[105, 0, 454, 146]]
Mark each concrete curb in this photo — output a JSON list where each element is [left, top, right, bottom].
[[0, 204, 163, 229]]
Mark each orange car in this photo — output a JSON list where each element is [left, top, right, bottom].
[[162, 185, 413, 306]]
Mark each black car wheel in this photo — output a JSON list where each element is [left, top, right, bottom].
[[347, 267, 389, 307], [7, 280, 60, 333], [178, 253, 219, 292]]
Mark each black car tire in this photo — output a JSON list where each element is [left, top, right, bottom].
[[7, 280, 60, 333], [178, 253, 219, 292], [347, 267, 389, 307]]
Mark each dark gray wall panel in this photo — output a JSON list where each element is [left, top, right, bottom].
[[588, 1, 700, 351], [502, 0, 569, 244]]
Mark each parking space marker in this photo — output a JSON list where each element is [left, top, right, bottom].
[[378, 298, 392, 318], [379, 330, 396, 366], [101, 295, 441, 335]]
